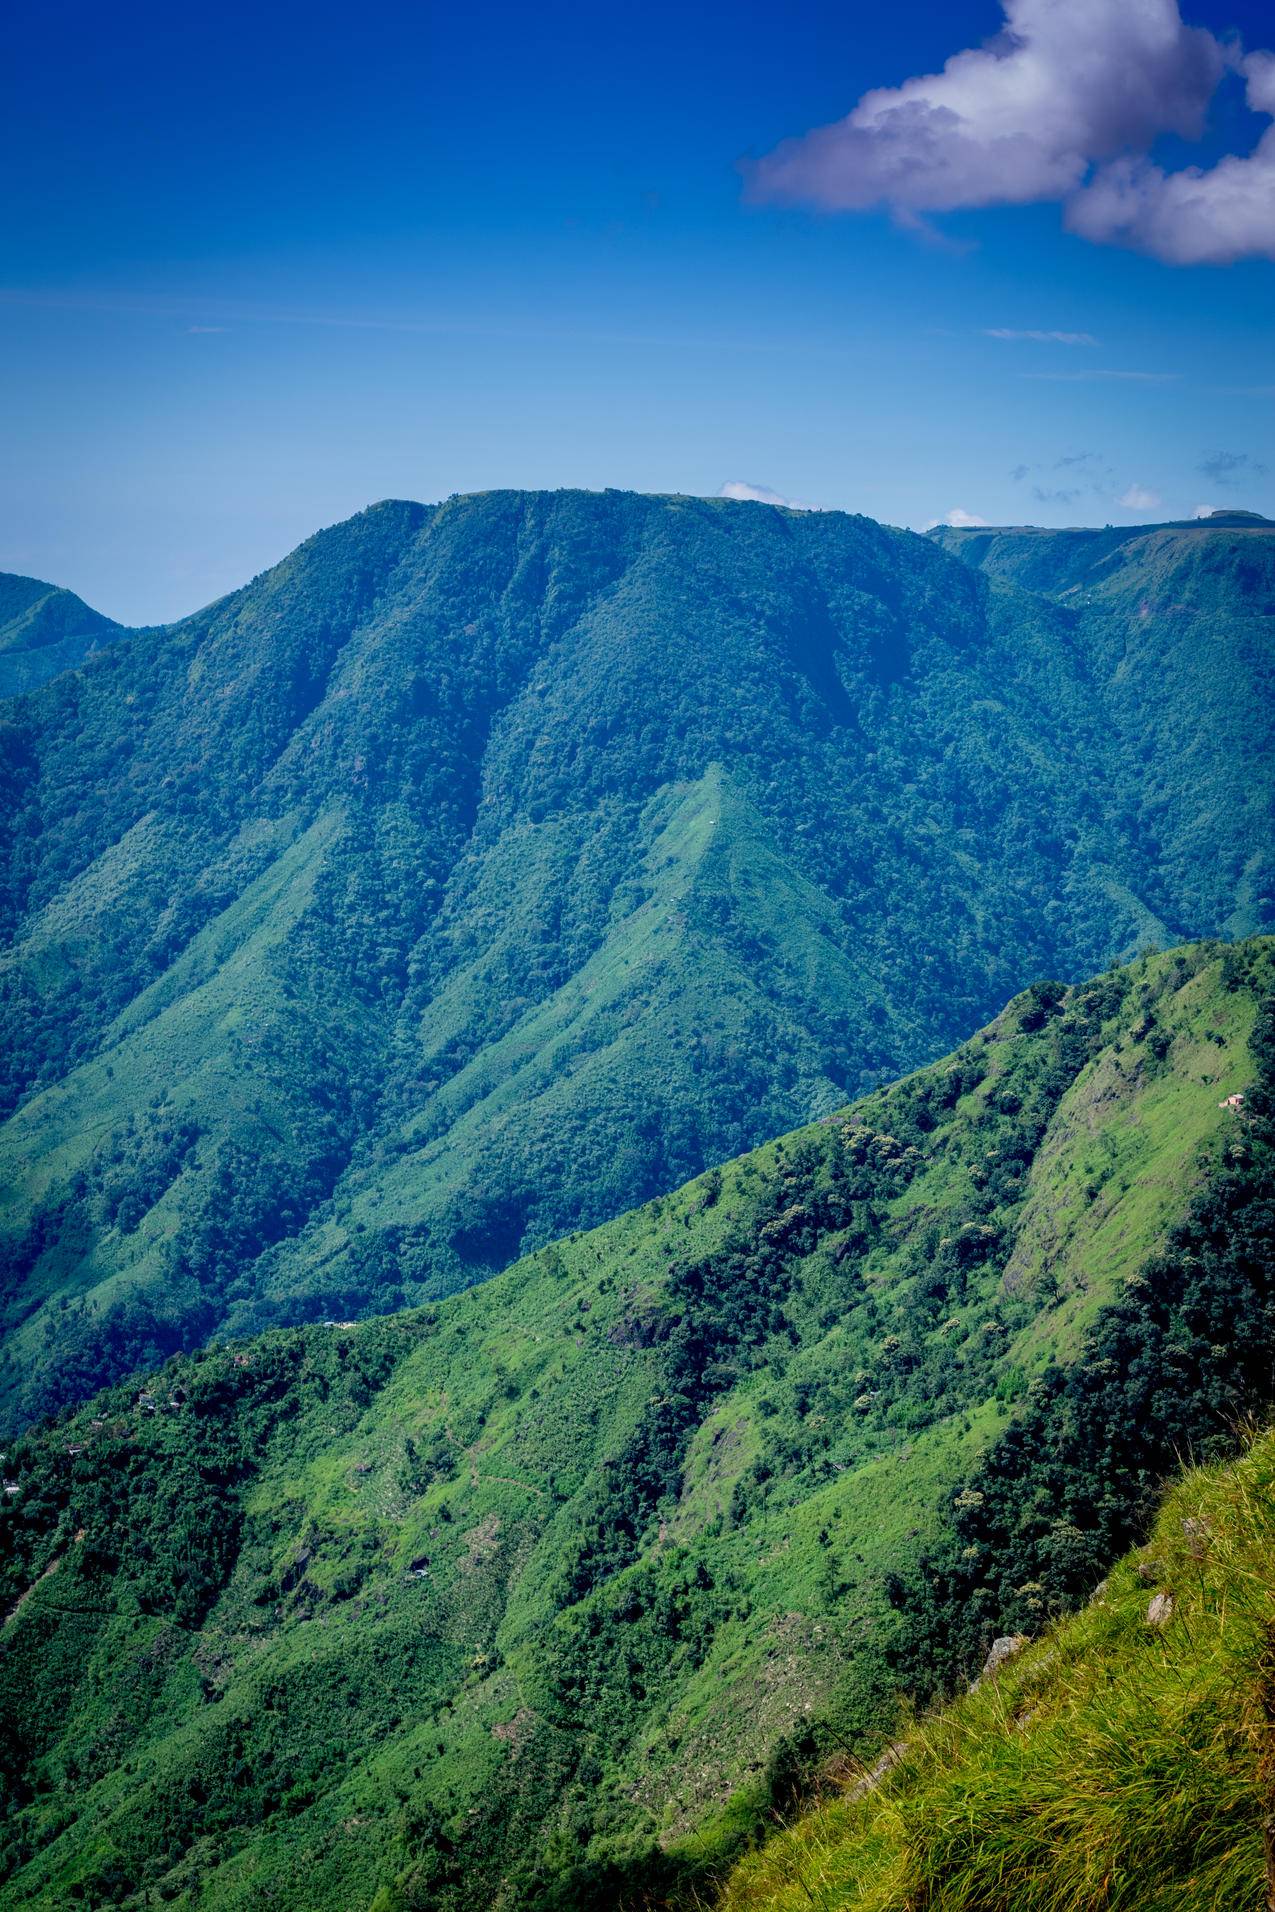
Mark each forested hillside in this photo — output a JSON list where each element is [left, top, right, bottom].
[[1, 939, 1271, 1910], [930, 511, 1275, 941], [2, 495, 1273, 1426]]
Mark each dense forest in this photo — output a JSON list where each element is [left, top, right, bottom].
[[1, 494, 1272, 1428], [1, 939, 1271, 1909]]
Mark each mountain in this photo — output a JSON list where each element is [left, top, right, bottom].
[[720, 1422, 1275, 1912], [2, 938, 1271, 1910], [2, 491, 1273, 1429], [0, 574, 124, 698]]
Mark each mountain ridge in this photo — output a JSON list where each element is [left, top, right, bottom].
[[720, 1421, 1275, 1912], [1, 490, 1272, 1428]]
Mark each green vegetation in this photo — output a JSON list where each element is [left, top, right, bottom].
[[0, 574, 122, 699], [930, 513, 1275, 939], [1, 939, 1271, 1909], [2, 494, 1273, 1425], [719, 1424, 1275, 1912]]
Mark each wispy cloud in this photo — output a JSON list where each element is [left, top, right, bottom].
[[984, 328, 1097, 345], [1018, 369, 1179, 383], [719, 481, 822, 511], [1011, 449, 1116, 507], [0, 287, 851, 363], [746, 0, 1275, 266], [1032, 485, 1083, 505], [1198, 449, 1269, 487]]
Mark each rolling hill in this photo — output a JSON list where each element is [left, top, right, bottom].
[[1, 492, 1272, 1428], [1, 937, 1271, 1909]]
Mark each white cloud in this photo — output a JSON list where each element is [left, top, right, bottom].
[[1191, 503, 1219, 518], [719, 481, 821, 511], [923, 507, 990, 529], [1117, 483, 1163, 510], [984, 328, 1097, 344], [747, 1, 1275, 266], [1067, 53, 1275, 263]]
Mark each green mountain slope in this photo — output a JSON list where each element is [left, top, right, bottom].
[[719, 1422, 1275, 1912], [2, 493, 1272, 1425], [0, 574, 123, 699], [1, 939, 1271, 1909], [929, 511, 1275, 937]]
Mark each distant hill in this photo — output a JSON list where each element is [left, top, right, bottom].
[[1, 491, 1272, 1426], [927, 507, 1274, 597], [0, 573, 124, 698], [1, 938, 1271, 1909]]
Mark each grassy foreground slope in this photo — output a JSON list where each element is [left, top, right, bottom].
[[3, 492, 1273, 1427], [719, 1426, 1275, 1912], [0, 939, 1272, 1910]]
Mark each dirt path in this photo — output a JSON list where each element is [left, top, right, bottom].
[[444, 1425, 547, 1499], [3, 1553, 64, 1629]]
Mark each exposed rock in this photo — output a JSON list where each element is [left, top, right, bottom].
[[1146, 1591, 1175, 1628], [844, 1739, 908, 1803], [491, 1707, 534, 1755], [969, 1633, 1029, 1691]]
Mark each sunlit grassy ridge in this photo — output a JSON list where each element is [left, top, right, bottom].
[[718, 1426, 1275, 1912], [1, 939, 1272, 1908]]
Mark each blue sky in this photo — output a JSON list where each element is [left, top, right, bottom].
[[3, 0, 1273, 623]]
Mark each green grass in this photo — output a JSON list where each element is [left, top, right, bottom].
[[718, 1423, 1275, 1912]]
